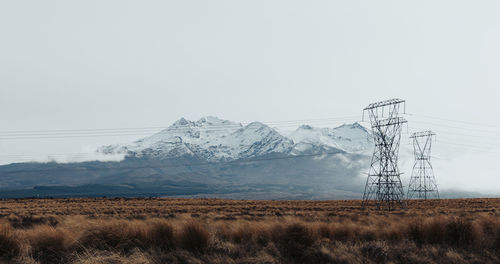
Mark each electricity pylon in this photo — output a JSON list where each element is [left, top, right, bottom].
[[407, 131, 439, 200], [362, 99, 407, 210]]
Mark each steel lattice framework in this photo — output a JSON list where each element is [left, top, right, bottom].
[[362, 99, 407, 210], [407, 131, 439, 200]]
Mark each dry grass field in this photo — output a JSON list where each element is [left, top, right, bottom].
[[0, 198, 499, 263]]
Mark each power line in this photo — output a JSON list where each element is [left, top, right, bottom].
[[409, 119, 500, 134], [4, 113, 498, 140], [406, 113, 500, 130], [0, 115, 363, 163], [0, 117, 360, 140], [409, 127, 500, 141], [4, 112, 500, 164], [4, 132, 500, 160], [0, 116, 358, 134], [437, 140, 500, 153], [406, 124, 500, 149]]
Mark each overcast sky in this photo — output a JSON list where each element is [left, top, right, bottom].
[[1, 1, 499, 192]]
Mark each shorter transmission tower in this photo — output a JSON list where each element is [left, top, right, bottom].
[[407, 131, 439, 200]]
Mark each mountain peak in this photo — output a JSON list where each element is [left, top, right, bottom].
[[334, 122, 367, 131], [234, 122, 281, 140], [196, 116, 238, 126], [245, 121, 268, 129], [171, 117, 192, 127], [348, 122, 368, 132], [168, 117, 241, 131]]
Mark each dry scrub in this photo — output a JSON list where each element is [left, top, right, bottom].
[[0, 198, 498, 263]]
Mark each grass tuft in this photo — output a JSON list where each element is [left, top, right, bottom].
[[0, 224, 21, 259], [26, 226, 72, 264], [178, 221, 210, 253]]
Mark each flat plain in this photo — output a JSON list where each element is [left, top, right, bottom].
[[0, 198, 499, 263]]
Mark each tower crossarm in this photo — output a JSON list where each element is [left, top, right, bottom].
[[372, 117, 407, 128], [364, 98, 406, 111], [410, 131, 435, 139]]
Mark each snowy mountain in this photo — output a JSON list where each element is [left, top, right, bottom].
[[100, 116, 372, 161]]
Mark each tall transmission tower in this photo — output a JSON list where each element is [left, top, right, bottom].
[[362, 99, 407, 210], [407, 131, 439, 200]]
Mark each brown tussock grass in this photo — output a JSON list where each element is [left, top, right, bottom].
[[0, 224, 22, 258], [178, 221, 210, 253], [23, 225, 75, 263], [0, 198, 498, 263]]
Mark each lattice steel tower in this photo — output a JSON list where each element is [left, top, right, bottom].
[[362, 99, 407, 210], [407, 131, 439, 200]]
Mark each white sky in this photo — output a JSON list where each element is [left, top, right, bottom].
[[1, 1, 500, 192]]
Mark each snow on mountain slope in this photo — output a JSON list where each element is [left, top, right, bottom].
[[288, 122, 372, 153], [100, 117, 371, 161], [101, 116, 293, 161], [229, 122, 294, 159]]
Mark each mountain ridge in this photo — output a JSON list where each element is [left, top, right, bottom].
[[100, 116, 372, 162]]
